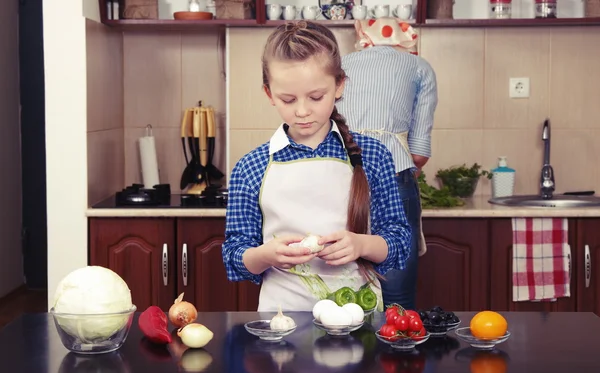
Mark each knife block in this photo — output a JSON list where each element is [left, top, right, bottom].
[[186, 182, 207, 195]]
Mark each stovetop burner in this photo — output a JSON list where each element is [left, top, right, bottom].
[[180, 186, 228, 207], [101, 184, 228, 209], [115, 184, 171, 206]]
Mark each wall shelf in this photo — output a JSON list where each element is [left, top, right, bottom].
[[423, 17, 600, 27], [102, 19, 261, 31], [264, 20, 356, 27], [97, 0, 600, 31]]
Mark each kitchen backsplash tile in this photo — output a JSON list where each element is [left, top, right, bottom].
[[549, 27, 600, 129], [181, 31, 227, 128], [86, 19, 124, 205], [123, 32, 182, 129], [228, 29, 279, 131], [88, 129, 124, 205], [419, 28, 485, 130], [484, 28, 550, 129], [550, 129, 600, 193], [86, 20, 123, 133]]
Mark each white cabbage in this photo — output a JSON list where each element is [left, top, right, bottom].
[[53, 266, 133, 342]]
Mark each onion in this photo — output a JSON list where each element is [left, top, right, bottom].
[[168, 292, 198, 328], [177, 323, 214, 349]]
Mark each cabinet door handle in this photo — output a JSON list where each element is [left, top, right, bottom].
[[182, 243, 188, 286], [162, 243, 168, 286], [567, 245, 572, 284], [585, 244, 591, 288]]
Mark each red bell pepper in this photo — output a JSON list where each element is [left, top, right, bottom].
[[138, 306, 172, 344]]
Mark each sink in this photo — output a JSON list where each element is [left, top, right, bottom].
[[489, 194, 600, 208]]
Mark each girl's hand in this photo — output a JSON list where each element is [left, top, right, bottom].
[[317, 231, 363, 266], [264, 235, 318, 269]]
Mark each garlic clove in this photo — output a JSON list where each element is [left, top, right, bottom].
[[270, 304, 296, 331], [300, 234, 325, 253]]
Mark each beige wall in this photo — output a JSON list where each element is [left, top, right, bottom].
[[0, 0, 23, 298], [228, 26, 600, 196], [86, 19, 124, 205]]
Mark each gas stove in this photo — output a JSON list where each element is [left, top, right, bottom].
[[93, 184, 228, 209]]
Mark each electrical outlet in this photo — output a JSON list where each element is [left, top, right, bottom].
[[509, 77, 530, 98]]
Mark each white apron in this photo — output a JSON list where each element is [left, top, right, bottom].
[[257, 154, 383, 312], [357, 129, 427, 256]]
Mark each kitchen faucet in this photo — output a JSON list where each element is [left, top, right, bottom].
[[540, 119, 555, 199]]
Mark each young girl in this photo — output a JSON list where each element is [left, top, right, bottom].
[[222, 20, 412, 312]]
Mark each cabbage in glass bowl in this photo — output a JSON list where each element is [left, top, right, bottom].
[[50, 305, 137, 354], [50, 266, 137, 354]]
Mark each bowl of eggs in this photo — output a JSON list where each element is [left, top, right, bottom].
[[312, 300, 366, 336]]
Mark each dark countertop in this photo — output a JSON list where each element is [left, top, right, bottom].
[[1, 311, 599, 372]]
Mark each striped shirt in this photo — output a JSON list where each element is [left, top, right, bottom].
[[222, 121, 412, 284], [337, 46, 438, 173]]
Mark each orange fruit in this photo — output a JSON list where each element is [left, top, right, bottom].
[[470, 311, 508, 339]]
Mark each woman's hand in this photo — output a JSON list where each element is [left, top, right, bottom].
[[316, 231, 363, 266], [263, 235, 318, 269]]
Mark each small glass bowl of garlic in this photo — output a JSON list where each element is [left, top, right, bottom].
[[244, 320, 297, 341], [245, 306, 297, 341]]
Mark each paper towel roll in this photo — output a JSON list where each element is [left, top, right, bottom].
[[139, 135, 160, 189]]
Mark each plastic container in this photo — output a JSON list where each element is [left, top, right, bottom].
[[489, 0, 512, 19], [491, 156, 516, 198]]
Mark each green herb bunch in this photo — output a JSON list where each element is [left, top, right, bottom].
[[418, 172, 465, 208]]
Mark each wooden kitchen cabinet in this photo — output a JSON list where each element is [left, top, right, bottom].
[[176, 218, 237, 312], [89, 217, 260, 313], [489, 219, 577, 312], [576, 218, 600, 315], [89, 218, 177, 312], [416, 219, 490, 312]]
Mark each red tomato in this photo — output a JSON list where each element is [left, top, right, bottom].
[[385, 306, 399, 320], [379, 323, 398, 338], [405, 310, 420, 320], [386, 310, 400, 325], [394, 315, 409, 332], [408, 317, 423, 332]]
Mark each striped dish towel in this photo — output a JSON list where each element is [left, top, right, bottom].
[[512, 218, 571, 302]]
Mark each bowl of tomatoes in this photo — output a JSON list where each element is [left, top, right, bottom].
[[376, 304, 430, 351]]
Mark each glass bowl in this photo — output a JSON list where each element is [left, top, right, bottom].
[[50, 306, 136, 354], [424, 319, 461, 337], [454, 327, 510, 350], [244, 320, 297, 341], [313, 319, 364, 336], [437, 176, 479, 198], [375, 330, 430, 351]]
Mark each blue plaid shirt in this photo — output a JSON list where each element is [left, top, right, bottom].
[[223, 121, 411, 285]]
